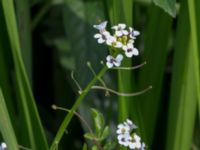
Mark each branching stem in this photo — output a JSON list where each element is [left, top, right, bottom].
[[92, 85, 152, 97]]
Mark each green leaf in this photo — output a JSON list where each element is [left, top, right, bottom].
[[100, 126, 110, 140], [135, 4, 172, 145], [91, 108, 105, 133], [82, 143, 88, 150], [84, 133, 95, 140], [0, 88, 19, 150], [153, 0, 176, 17], [166, 0, 199, 149], [1, 0, 48, 149]]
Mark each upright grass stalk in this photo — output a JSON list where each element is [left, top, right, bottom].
[[104, 0, 134, 123], [187, 0, 200, 122], [0, 89, 19, 150], [166, 0, 199, 149], [1, 0, 48, 149], [136, 4, 172, 146], [15, 0, 32, 82]]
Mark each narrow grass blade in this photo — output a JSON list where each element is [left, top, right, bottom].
[[187, 0, 200, 123], [0, 88, 19, 150], [136, 4, 172, 146], [15, 0, 32, 82], [1, 0, 48, 149], [104, 0, 134, 122], [166, 0, 199, 149]]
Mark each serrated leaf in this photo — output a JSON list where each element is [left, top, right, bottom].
[[153, 0, 176, 17]]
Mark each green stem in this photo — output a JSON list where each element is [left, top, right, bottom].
[[50, 66, 107, 150]]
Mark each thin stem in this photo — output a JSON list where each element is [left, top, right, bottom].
[[87, 62, 110, 96], [50, 66, 108, 150], [71, 71, 83, 94], [52, 105, 105, 150], [91, 85, 152, 97], [111, 61, 146, 70]]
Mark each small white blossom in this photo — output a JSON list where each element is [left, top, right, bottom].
[[124, 119, 138, 130], [117, 133, 130, 147], [106, 36, 123, 48], [106, 54, 123, 68], [94, 31, 111, 44], [116, 123, 130, 135], [129, 133, 142, 149], [140, 142, 146, 150], [93, 21, 108, 32], [0, 142, 7, 150], [129, 27, 140, 39], [123, 43, 139, 57], [112, 24, 129, 37]]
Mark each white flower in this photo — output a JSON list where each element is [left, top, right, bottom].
[[0, 142, 7, 150], [106, 36, 123, 48], [116, 123, 130, 135], [129, 133, 142, 149], [124, 119, 138, 130], [93, 21, 108, 32], [140, 142, 146, 150], [129, 27, 140, 39], [94, 31, 111, 44], [117, 133, 130, 147], [106, 54, 123, 68], [112, 24, 128, 37], [123, 43, 139, 57]]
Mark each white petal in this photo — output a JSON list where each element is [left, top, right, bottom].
[[115, 31, 123, 36], [94, 33, 102, 38], [117, 124, 125, 129], [129, 142, 136, 149], [123, 30, 129, 35], [135, 141, 142, 148], [125, 51, 134, 58], [114, 61, 121, 67], [97, 38, 105, 43], [118, 24, 126, 29], [133, 48, 139, 56], [134, 134, 141, 141], [93, 21, 107, 31], [103, 31, 111, 36], [106, 55, 112, 61], [129, 27, 133, 32], [133, 30, 140, 36], [1, 143, 7, 148], [122, 45, 128, 51], [127, 43, 134, 49], [106, 62, 113, 68], [116, 54, 123, 62], [111, 25, 118, 30], [128, 39, 135, 43]]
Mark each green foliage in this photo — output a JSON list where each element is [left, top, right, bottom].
[[0, 0, 200, 150], [0, 89, 19, 150], [152, 0, 176, 17], [84, 108, 115, 150]]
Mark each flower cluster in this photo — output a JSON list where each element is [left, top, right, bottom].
[[116, 119, 146, 150], [0, 142, 7, 150], [93, 21, 140, 68]]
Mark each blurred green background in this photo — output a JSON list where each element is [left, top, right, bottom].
[[0, 0, 200, 149]]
